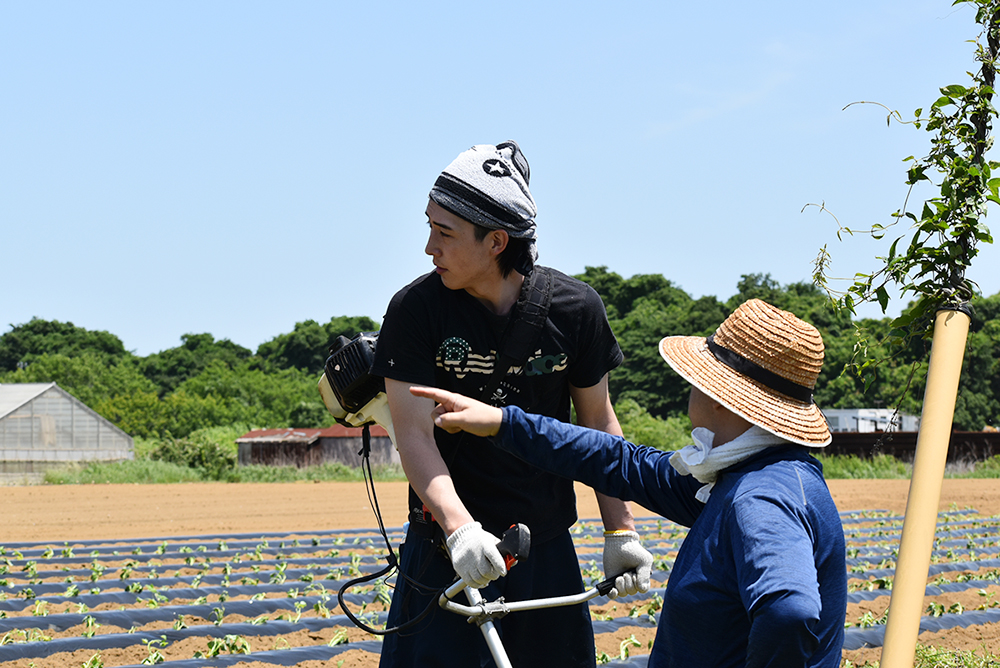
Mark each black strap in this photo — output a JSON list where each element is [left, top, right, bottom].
[[478, 266, 553, 405]]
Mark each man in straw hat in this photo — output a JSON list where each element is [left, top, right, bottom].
[[371, 141, 653, 667], [411, 298, 848, 667]]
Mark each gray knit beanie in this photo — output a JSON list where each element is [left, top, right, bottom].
[[429, 140, 538, 276]]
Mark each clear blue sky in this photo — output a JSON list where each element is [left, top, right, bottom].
[[3, 1, 998, 356]]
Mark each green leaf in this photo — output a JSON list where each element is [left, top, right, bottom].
[[876, 287, 890, 313]]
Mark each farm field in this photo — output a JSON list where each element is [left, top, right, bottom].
[[2, 479, 1000, 667]]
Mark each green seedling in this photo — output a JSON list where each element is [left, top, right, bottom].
[[212, 604, 226, 626], [270, 562, 287, 584], [619, 635, 641, 660], [195, 634, 251, 659], [374, 579, 392, 608], [348, 553, 362, 578], [977, 588, 999, 609], [926, 601, 946, 617], [81, 653, 104, 668], [292, 600, 306, 623], [82, 615, 99, 638], [140, 636, 167, 665], [314, 600, 332, 618], [328, 628, 349, 646]]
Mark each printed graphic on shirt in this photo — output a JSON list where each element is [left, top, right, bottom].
[[435, 338, 568, 381]]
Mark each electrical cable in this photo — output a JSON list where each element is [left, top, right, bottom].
[[336, 424, 450, 636]]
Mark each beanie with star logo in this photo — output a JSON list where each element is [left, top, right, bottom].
[[429, 140, 538, 275]]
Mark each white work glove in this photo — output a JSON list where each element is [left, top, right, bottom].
[[446, 521, 507, 589], [603, 530, 653, 599]]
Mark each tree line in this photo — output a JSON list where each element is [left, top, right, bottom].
[[2, 268, 998, 445]]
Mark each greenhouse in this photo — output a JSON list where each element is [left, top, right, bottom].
[[0, 382, 133, 483]]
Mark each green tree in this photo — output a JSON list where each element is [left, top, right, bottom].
[[576, 266, 727, 419], [141, 333, 252, 396], [0, 318, 128, 371], [174, 360, 324, 431], [726, 273, 783, 310], [256, 315, 379, 373], [0, 353, 156, 408], [615, 398, 692, 451]]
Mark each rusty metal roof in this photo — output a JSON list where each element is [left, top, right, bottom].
[[236, 423, 389, 443]]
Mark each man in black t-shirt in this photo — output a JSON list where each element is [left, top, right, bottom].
[[372, 141, 653, 668]]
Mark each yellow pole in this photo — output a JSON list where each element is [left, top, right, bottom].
[[880, 306, 971, 668]]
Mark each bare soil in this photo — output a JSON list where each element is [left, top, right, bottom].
[[3, 478, 1000, 667]]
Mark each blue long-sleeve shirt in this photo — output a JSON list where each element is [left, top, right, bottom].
[[491, 406, 847, 668]]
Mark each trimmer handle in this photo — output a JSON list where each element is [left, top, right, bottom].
[[496, 523, 531, 571]]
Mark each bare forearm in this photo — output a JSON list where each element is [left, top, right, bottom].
[[571, 379, 636, 532], [397, 444, 474, 535]]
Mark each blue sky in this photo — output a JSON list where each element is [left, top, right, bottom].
[[3, 1, 998, 356]]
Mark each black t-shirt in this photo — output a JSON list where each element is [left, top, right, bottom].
[[372, 267, 623, 541]]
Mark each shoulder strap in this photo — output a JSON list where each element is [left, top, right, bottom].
[[479, 267, 553, 403]]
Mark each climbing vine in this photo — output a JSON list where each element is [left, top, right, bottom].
[[812, 0, 1000, 390]]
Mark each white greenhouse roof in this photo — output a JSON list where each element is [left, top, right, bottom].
[[0, 382, 56, 420]]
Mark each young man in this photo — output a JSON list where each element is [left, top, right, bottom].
[[371, 141, 653, 667], [412, 298, 848, 668]]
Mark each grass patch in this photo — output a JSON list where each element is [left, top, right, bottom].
[[229, 462, 406, 483], [817, 453, 912, 479], [952, 454, 1000, 479], [42, 459, 407, 484], [44, 459, 206, 484]]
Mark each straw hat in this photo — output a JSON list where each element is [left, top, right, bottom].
[[658, 299, 831, 447]]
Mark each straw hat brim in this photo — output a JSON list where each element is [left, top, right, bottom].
[[659, 335, 832, 447]]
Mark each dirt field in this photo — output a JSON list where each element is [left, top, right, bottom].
[[3, 478, 999, 543], [4, 478, 1000, 667]]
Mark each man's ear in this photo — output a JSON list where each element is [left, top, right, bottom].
[[489, 229, 509, 256]]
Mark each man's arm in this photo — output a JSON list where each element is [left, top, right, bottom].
[[568, 374, 635, 532], [386, 378, 507, 589], [385, 378, 474, 535]]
